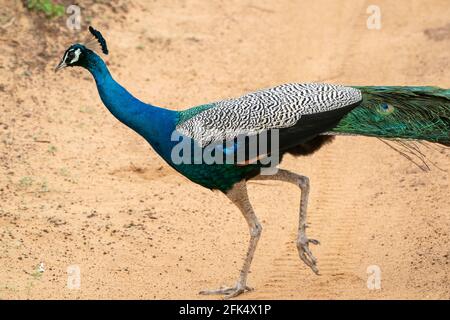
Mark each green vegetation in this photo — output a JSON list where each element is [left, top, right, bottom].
[[79, 106, 96, 114], [40, 180, 49, 193], [26, 0, 65, 18], [18, 176, 33, 189], [31, 264, 44, 280], [47, 145, 57, 155], [59, 167, 70, 177]]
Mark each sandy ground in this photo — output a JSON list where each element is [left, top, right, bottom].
[[0, 0, 449, 299]]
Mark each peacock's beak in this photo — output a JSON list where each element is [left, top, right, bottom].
[[54, 60, 67, 72]]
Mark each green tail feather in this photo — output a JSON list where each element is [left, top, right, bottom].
[[332, 86, 450, 145]]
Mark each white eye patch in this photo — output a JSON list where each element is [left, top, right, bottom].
[[64, 48, 82, 65], [70, 48, 81, 64]]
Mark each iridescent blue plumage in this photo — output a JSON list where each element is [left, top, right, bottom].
[[79, 49, 260, 191], [66, 48, 450, 189], [85, 51, 177, 157], [55, 28, 449, 298]]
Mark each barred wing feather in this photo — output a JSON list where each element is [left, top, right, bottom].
[[176, 83, 362, 147]]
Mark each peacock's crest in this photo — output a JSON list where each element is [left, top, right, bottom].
[[84, 26, 109, 55]]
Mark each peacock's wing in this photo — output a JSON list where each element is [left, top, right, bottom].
[[176, 83, 362, 148]]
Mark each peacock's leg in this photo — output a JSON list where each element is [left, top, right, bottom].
[[252, 169, 320, 274], [199, 180, 261, 299]]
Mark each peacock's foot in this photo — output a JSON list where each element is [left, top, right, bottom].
[[297, 234, 320, 275], [199, 282, 253, 299]]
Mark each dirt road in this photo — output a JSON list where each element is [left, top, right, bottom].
[[0, 0, 449, 299]]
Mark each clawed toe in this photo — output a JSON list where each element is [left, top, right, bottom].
[[199, 284, 253, 299], [297, 236, 320, 275]]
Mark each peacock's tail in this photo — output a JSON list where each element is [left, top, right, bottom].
[[331, 86, 450, 146]]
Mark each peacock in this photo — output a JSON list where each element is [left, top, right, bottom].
[[55, 27, 450, 298]]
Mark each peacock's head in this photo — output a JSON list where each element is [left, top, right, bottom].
[[55, 44, 88, 71], [55, 26, 108, 72]]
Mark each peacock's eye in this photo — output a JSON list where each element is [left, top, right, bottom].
[[378, 103, 394, 115], [67, 51, 75, 61]]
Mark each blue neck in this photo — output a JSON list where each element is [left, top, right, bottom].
[[84, 51, 178, 158]]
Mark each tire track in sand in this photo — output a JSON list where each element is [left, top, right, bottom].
[[242, 0, 371, 299], [244, 0, 450, 299], [246, 138, 371, 299]]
